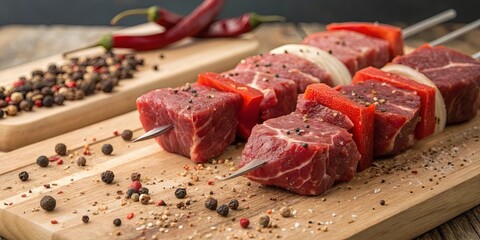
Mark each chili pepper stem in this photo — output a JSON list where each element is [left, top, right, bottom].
[[249, 13, 286, 28], [62, 34, 113, 58], [110, 6, 159, 25], [110, 9, 150, 25]]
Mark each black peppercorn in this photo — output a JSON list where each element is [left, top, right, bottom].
[[102, 79, 114, 93], [228, 199, 239, 210], [102, 144, 113, 155], [121, 129, 133, 141], [175, 188, 187, 199], [380, 199, 386, 206], [40, 195, 56, 211], [125, 188, 136, 199], [19, 171, 29, 181], [138, 187, 149, 195], [259, 215, 270, 227], [55, 143, 67, 156], [54, 95, 65, 105], [82, 215, 89, 223], [76, 156, 87, 166], [36, 155, 49, 167], [216, 204, 229, 217], [113, 218, 122, 226], [204, 198, 218, 210], [42, 95, 54, 107], [101, 170, 115, 184]]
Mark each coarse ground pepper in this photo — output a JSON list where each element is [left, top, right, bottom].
[[82, 215, 90, 223]]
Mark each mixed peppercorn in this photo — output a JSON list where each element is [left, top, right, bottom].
[[0, 52, 142, 119]]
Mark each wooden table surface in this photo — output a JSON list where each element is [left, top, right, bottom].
[[0, 23, 479, 240]]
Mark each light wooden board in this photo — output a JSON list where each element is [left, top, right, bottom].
[[0, 23, 259, 152], [0, 109, 478, 240]]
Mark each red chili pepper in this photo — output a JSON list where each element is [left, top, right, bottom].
[[352, 67, 436, 139], [326, 22, 404, 60], [64, 0, 224, 56], [197, 72, 264, 139], [304, 83, 375, 171], [111, 6, 285, 38]]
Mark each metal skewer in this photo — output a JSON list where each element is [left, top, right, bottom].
[[402, 9, 457, 38], [399, 9, 455, 54], [220, 159, 268, 181], [430, 18, 480, 46], [132, 124, 173, 142], [472, 51, 480, 59], [222, 21, 480, 182]]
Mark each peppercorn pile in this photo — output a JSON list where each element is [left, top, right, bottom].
[[0, 52, 143, 119]]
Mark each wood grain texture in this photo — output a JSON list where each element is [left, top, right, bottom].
[[0, 23, 479, 240], [0, 23, 259, 152], [0, 108, 478, 240]]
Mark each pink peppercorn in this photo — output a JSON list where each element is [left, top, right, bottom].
[[130, 181, 142, 192], [239, 218, 250, 228]]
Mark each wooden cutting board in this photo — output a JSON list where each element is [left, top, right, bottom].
[[0, 109, 478, 240], [0, 23, 259, 152]]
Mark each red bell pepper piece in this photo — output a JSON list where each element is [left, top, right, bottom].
[[326, 22, 403, 60], [198, 72, 264, 139], [352, 67, 436, 139], [304, 83, 375, 171]]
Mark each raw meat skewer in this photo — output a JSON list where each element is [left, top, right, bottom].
[[134, 13, 459, 143]]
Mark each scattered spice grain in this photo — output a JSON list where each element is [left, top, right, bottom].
[[36, 155, 49, 167], [82, 215, 90, 223], [380, 199, 386, 206]]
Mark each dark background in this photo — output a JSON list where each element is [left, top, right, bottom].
[[0, 0, 478, 26]]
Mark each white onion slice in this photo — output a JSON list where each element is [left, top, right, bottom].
[[382, 64, 446, 134], [270, 44, 352, 86]]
